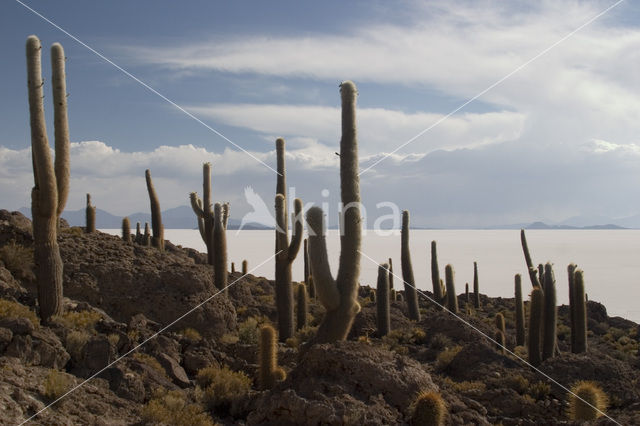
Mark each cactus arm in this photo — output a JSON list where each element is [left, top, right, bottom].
[[51, 42, 69, 219], [202, 162, 212, 217], [213, 202, 228, 291], [275, 194, 289, 260], [521, 229, 542, 289], [222, 202, 230, 229], [306, 207, 340, 311], [190, 192, 204, 217], [276, 138, 287, 198], [287, 198, 303, 262]]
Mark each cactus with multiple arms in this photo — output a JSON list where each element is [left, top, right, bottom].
[[306, 81, 361, 344], [189, 162, 215, 264], [27, 36, 70, 322], [376, 263, 390, 337], [85, 193, 96, 233], [401, 211, 420, 321], [145, 169, 164, 250], [515, 274, 525, 346]]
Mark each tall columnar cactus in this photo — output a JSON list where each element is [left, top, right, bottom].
[[445, 264, 458, 313], [542, 263, 557, 360], [122, 217, 131, 243], [538, 264, 545, 290], [306, 81, 361, 344], [388, 258, 394, 291], [258, 324, 285, 390], [401, 211, 420, 321], [520, 229, 541, 288], [135, 221, 142, 243], [376, 263, 390, 337], [143, 222, 151, 246], [514, 274, 525, 346], [242, 260, 248, 275], [213, 202, 228, 292], [567, 263, 577, 350], [528, 287, 543, 367], [85, 193, 96, 233], [410, 391, 447, 426], [145, 169, 164, 251], [190, 162, 214, 264], [495, 313, 506, 353], [304, 239, 316, 299], [274, 138, 304, 342], [572, 269, 588, 353], [495, 312, 506, 335], [431, 241, 444, 307], [465, 283, 469, 305], [473, 261, 481, 309], [296, 283, 308, 331], [27, 36, 69, 322]]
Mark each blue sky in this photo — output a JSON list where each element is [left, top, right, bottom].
[[2, 0, 640, 227]]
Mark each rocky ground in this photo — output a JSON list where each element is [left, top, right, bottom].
[[0, 209, 638, 425]]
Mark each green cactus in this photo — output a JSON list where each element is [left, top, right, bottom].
[[445, 264, 458, 313], [528, 287, 543, 367], [258, 324, 285, 390], [376, 263, 390, 337], [296, 283, 308, 331], [145, 169, 164, 251], [305, 81, 361, 344], [401, 211, 420, 321], [27, 36, 69, 322], [568, 381, 607, 421], [431, 241, 444, 307], [567, 263, 577, 351], [520, 229, 542, 288], [242, 260, 248, 275], [85, 193, 96, 233], [473, 261, 481, 309], [122, 217, 131, 243], [572, 269, 588, 353], [410, 390, 447, 426], [189, 162, 216, 264], [515, 274, 525, 346], [542, 263, 557, 360], [213, 202, 228, 292], [143, 222, 151, 246]]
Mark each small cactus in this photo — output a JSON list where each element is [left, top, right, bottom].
[[242, 260, 248, 275], [445, 264, 458, 313], [473, 261, 481, 309], [572, 269, 588, 353], [514, 274, 525, 346], [135, 222, 142, 243], [528, 287, 544, 367], [431, 241, 444, 307], [495, 312, 506, 335], [410, 390, 447, 426], [495, 330, 506, 354], [401, 211, 420, 321], [465, 283, 469, 304], [376, 263, 390, 337], [122, 217, 131, 243], [258, 325, 285, 390], [143, 222, 151, 246], [568, 381, 608, 421], [145, 169, 164, 251], [296, 283, 308, 331], [85, 194, 96, 233], [231, 262, 235, 273]]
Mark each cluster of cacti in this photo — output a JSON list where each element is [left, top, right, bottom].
[[571, 268, 588, 353], [258, 324, 286, 390], [274, 138, 304, 342], [445, 264, 458, 313], [27, 36, 70, 322], [401, 211, 420, 321], [122, 217, 131, 243], [431, 241, 444, 307], [410, 390, 447, 426], [567, 381, 608, 421], [145, 169, 164, 251], [495, 312, 506, 354], [85, 193, 96, 233], [306, 81, 361, 344], [514, 274, 525, 346], [376, 263, 390, 337], [473, 261, 481, 309], [296, 283, 307, 331]]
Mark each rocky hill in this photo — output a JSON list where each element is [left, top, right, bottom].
[[0, 209, 638, 425]]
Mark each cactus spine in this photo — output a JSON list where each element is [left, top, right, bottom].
[[515, 274, 525, 346], [213, 202, 228, 292], [28, 36, 69, 322], [520, 229, 541, 288], [189, 162, 215, 264], [145, 169, 164, 251], [306, 81, 361, 344], [445, 264, 458, 313], [572, 269, 588, 353], [376, 263, 390, 337], [122, 217, 131, 243], [473, 261, 481, 309], [242, 260, 248, 275], [258, 324, 285, 390], [431, 241, 443, 307], [542, 263, 557, 360], [410, 391, 447, 426], [401, 211, 420, 321], [528, 287, 543, 366], [85, 193, 96, 233], [296, 283, 308, 331]]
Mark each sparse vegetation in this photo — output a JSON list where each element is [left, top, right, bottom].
[[0, 240, 34, 281], [54, 310, 102, 331], [43, 369, 73, 401], [196, 366, 251, 412], [0, 298, 39, 327], [180, 327, 202, 342], [141, 388, 214, 426], [133, 353, 167, 378]]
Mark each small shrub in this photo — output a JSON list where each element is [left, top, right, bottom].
[[568, 381, 608, 421], [528, 381, 551, 400], [43, 370, 73, 401], [107, 333, 121, 348], [65, 330, 90, 360], [0, 298, 39, 327], [435, 346, 462, 372], [504, 374, 529, 394], [180, 328, 202, 342], [133, 353, 167, 377], [196, 366, 251, 411], [238, 317, 258, 345], [141, 387, 214, 426], [55, 310, 102, 331], [0, 240, 34, 281], [127, 329, 140, 343], [60, 226, 84, 236], [220, 333, 239, 345], [443, 377, 485, 394], [285, 325, 318, 349], [429, 333, 452, 351], [257, 295, 274, 305]]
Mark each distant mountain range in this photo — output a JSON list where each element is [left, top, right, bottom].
[[16, 206, 638, 230]]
